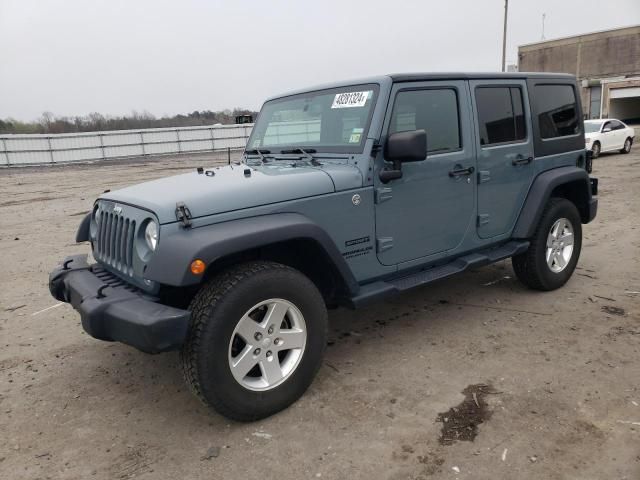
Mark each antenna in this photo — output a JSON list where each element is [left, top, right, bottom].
[[541, 13, 546, 41], [501, 0, 509, 72]]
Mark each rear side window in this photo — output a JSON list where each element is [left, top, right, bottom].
[[534, 85, 580, 139], [475, 87, 526, 146], [389, 88, 461, 154]]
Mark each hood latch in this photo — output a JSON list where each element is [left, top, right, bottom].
[[175, 202, 193, 228]]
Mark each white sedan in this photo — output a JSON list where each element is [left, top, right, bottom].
[[585, 119, 635, 158]]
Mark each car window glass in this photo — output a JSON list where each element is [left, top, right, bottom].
[[611, 120, 624, 130], [534, 85, 580, 139], [475, 86, 527, 146], [389, 88, 461, 153], [247, 84, 379, 153], [603, 122, 612, 131]]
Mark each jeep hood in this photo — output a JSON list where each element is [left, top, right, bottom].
[[100, 162, 362, 224]]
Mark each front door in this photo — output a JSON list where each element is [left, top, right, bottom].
[[374, 81, 476, 266], [601, 121, 616, 151], [470, 80, 535, 239]]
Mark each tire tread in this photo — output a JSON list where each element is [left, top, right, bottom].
[[512, 197, 580, 291], [180, 261, 298, 421]]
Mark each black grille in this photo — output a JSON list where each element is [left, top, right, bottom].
[[94, 210, 136, 276]]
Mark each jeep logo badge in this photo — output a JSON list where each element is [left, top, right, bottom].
[[113, 205, 123, 215], [352, 194, 361, 206]]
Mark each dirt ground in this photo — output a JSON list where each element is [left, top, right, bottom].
[[1, 144, 639, 480]]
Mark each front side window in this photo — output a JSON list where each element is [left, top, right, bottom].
[[247, 84, 379, 153], [389, 88, 461, 154], [534, 84, 580, 139], [475, 86, 527, 146]]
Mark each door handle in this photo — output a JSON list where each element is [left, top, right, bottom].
[[448, 166, 475, 177], [512, 156, 533, 166]]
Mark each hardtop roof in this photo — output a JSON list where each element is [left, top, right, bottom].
[[264, 72, 576, 102], [389, 72, 576, 82]]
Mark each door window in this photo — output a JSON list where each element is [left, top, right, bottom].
[[475, 87, 526, 146], [534, 85, 580, 138], [389, 89, 461, 154], [610, 120, 624, 130]]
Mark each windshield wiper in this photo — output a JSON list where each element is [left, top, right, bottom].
[[244, 148, 271, 163], [280, 148, 321, 166]]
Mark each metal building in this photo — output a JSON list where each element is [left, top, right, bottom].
[[518, 25, 640, 121]]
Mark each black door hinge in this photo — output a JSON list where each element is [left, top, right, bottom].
[[370, 141, 383, 157], [175, 202, 193, 228]]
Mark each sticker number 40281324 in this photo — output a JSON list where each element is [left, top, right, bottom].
[[331, 91, 371, 109]]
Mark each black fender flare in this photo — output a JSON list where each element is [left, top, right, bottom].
[[512, 166, 594, 239], [144, 213, 360, 295], [76, 213, 91, 243]]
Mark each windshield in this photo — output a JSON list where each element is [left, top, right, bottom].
[[584, 122, 603, 133], [247, 84, 379, 154]]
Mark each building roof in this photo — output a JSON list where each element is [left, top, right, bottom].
[[519, 24, 640, 50]]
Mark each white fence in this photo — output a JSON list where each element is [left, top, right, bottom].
[[0, 123, 253, 166]]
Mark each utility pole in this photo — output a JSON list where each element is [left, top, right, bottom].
[[501, 0, 509, 72], [541, 13, 546, 41]]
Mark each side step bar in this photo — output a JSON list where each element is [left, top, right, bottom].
[[348, 240, 529, 308]]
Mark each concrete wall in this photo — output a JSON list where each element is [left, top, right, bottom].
[[518, 26, 640, 119], [519, 25, 640, 79]]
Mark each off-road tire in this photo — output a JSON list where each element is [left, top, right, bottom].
[[591, 141, 601, 158], [512, 198, 582, 291], [180, 261, 328, 421], [620, 137, 632, 154]]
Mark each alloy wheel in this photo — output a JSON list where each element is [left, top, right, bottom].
[[228, 298, 307, 391], [546, 218, 574, 273]]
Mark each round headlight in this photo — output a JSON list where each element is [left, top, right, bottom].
[[144, 220, 158, 251]]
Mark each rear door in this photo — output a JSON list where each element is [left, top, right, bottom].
[[470, 80, 534, 239]]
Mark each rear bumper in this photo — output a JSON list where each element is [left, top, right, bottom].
[[587, 177, 598, 223], [588, 197, 598, 222], [49, 255, 190, 353]]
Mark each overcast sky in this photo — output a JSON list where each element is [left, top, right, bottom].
[[1, 0, 638, 121]]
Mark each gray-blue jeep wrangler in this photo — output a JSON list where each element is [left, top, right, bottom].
[[50, 73, 598, 421]]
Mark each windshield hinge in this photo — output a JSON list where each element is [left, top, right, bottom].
[[370, 141, 383, 157], [175, 202, 193, 228]]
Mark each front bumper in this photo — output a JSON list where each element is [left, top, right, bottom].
[[49, 255, 190, 353]]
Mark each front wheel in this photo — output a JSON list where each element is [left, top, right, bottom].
[[181, 261, 328, 421], [512, 198, 582, 291], [591, 141, 601, 158]]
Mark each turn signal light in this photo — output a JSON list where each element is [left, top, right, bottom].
[[190, 259, 206, 275]]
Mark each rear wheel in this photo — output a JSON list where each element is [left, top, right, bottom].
[[512, 198, 582, 291], [591, 141, 601, 158], [181, 261, 328, 421], [620, 137, 632, 154]]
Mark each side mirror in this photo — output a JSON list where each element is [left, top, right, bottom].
[[602, 126, 612, 133], [385, 129, 427, 163], [379, 129, 427, 183]]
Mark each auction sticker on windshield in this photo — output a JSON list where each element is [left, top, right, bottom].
[[331, 91, 371, 109]]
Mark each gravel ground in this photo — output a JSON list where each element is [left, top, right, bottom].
[[0, 144, 639, 480]]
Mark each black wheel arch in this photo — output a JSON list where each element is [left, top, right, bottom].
[[145, 213, 359, 304], [513, 166, 596, 239]]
